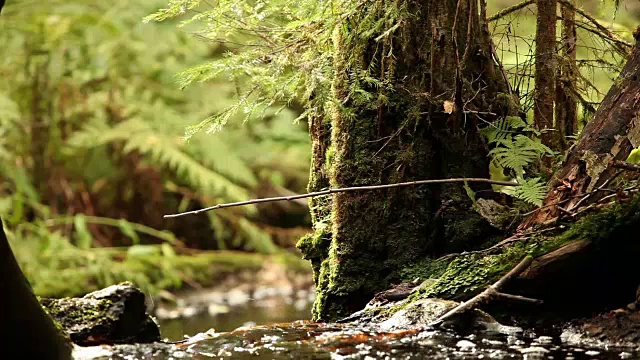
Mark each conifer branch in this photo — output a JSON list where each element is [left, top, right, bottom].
[[164, 178, 519, 218]]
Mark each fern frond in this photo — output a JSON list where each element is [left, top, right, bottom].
[[236, 218, 277, 254], [67, 118, 250, 203], [501, 177, 547, 206], [480, 116, 527, 144], [489, 135, 553, 174]]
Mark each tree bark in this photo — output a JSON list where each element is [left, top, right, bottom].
[[535, 0, 558, 151], [555, 0, 577, 151], [0, 219, 72, 359], [520, 30, 640, 229], [299, 0, 516, 321]]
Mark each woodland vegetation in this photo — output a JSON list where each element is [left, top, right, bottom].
[[2, 0, 640, 348], [0, 0, 312, 298], [142, 0, 640, 323]]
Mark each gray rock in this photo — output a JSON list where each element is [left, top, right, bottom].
[[375, 298, 522, 335], [41, 282, 160, 346]]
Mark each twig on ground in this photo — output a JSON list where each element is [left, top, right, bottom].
[[164, 178, 519, 218], [566, 170, 622, 213], [427, 256, 541, 328]]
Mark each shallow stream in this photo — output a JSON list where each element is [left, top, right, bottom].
[[73, 287, 640, 359]]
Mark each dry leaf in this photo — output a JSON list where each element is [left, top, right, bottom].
[[443, 100, 455, 114]]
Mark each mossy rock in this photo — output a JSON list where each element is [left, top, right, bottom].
[[41, 282, 160, 346]]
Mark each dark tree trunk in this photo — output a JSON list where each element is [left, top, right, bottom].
[[535, 0, 558, 152], [0, 219, 72, 359], [555, 0, 577, 150], [520, 30, 640, 229], [298, 0, 516, 320]]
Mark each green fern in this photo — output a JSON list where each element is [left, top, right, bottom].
[[480, 116, 530, 144], [482, 116, 553, 207], [502, 177, 548, 206], [489, 135, 553, 175], [67, 118, 250, 204]]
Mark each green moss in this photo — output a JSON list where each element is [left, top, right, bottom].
[[303, 0, 513, 321], [396, 194, 640, 312], [398, 257, 450, 283], [417, 245, 526, 300], [41, 296, 115, 326]]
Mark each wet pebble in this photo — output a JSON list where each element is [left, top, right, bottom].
[[207, 303, 230, 316], [535, 335, 554, 345], [226, 289, 250, 306], [481, 338, 503, 346], [519, 346, 550, 354], [456, 339, 476, 350]]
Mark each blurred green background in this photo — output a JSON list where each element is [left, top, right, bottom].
[[0, 0, 638, 298]]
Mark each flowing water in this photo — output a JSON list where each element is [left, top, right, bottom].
[[73, 288, 640, 360], [158, 294, 314, 341], [74, 319, 639, 359]]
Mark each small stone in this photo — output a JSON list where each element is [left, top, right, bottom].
[[456, 340, 476, 349], [226, 289, 250, 306], [207, 304, 230, 316], [535, 336, 553, 345], [519, 346, 550, 354]]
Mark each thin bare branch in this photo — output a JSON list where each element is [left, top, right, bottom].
[[488, 0, 535, 22], [558, 0, 632, 56], [428, 256, 539, 327], [164, 178, 520, 218]]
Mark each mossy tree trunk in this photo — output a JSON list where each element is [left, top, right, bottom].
[[299, 0, 517, 321]]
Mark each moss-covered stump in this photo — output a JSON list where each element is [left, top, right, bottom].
[[300, 0, 516, 322], [41, 282, 160, 346], [401, 194, 640, 320]]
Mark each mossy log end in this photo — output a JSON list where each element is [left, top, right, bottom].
[[406, 185, 640, 320], [0, 218, 72, 359], [300, 0, 516, 321]]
